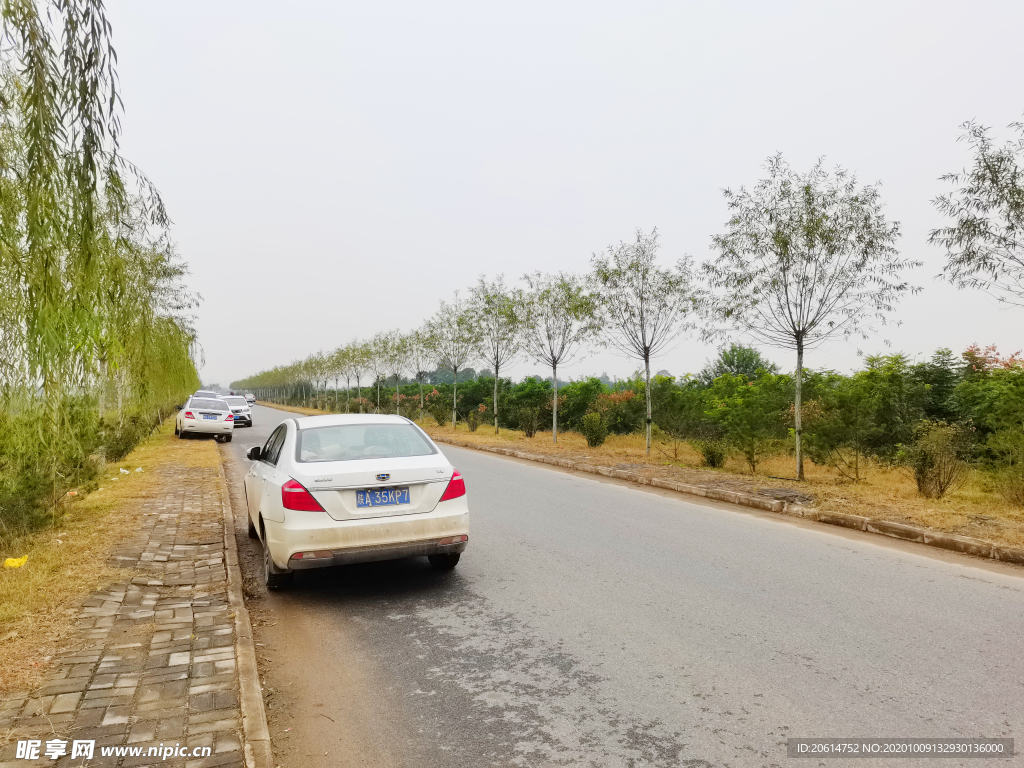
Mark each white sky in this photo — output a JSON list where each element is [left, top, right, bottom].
[[108, 0, 1023, 386]]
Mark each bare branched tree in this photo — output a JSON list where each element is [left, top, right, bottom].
[[383, 331, 410, 414], [702, 155, 916, 480], [367, 332, 391, 413], [470, 275, 522, 434], [520, 272, 600, 443], [408, 328, 435, 421], [931, 119, 1024, 306], [592, 228, 699, 455], [424, 293, 481, 428]]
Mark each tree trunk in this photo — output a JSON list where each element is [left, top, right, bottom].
[[418, 378, 424, 423], [452, 368, 458, 430], [345, 376, 351, 413], [795, 337, 804, 481], [356, 376, 362, 412], [552, 363, 558, 443], [493, 365, 500, 434], [644, 353, 652, 456]]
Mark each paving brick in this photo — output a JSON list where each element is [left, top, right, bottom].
[[214, 732, 241, 754], [127, 721, 157, 743], [49, 692, 82, 714], [188, 708, 240, 726], [185, 749, 244, 768], [38, 680, 89, 697]]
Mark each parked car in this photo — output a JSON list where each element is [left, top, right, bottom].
[[244, 393, 256, 405], [175, 397, 235, 441], [194, 390, 218, 398], [223, 396, 253, 427], [243, 414, 469, 589]]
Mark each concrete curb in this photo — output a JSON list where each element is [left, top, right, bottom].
[[217, 461, 274, 768], [433, 435, 1024, 567]]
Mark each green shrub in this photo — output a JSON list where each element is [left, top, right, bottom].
[[467, 409, 479, 432], [580, 412, 609, 448], [706, 372, 792, 473], [504, 377, 552, 432], [987, 428, 1024, 506], [592, 390, 645, 434], [518, 407, 541, 437], [430, 405, 450, 427], [898, 421, 971, 499], [691, 439, 727, 468]]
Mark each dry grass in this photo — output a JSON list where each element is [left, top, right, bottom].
[[0, 420, 220, 694], [254, 401, 322, 416], [424, 422, 1024, 550]]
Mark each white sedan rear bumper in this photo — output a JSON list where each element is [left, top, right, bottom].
[[262, 496, 469, 571], [181, 420, 233, 435]]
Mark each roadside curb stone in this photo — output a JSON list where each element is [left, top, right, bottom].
[[0, 460, 261, 768], [432, 435, 1024, 567]]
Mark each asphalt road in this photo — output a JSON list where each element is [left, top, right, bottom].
[[220, 404, 1024, 768]]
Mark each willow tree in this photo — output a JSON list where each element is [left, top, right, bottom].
[[702, 155, 915, 480], [591, 228, 698, 455], [470, 276, 521, 434], [424, 293, 480, 428], [520, 272, 600, 443], [0, 1, 199, 537]]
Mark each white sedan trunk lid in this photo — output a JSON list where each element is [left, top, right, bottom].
[[297, 454, 453, 521]]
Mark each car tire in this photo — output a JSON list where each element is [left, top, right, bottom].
[[428, 553, 460, 570], [225, 435, 233, 443], [247, 513, 258, 539], [262, 526, 292, 590], [178, 429, 188, 440]]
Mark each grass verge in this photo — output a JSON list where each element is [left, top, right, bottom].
[[0, 419, 220, 694]]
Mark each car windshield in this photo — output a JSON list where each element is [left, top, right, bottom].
[[224, 397, 247, 406], [190, 399, 228, 411], [296, 424, 436, 463]]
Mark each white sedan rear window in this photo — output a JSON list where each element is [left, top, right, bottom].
[[190, 399, 228, 411], [297, 424, 436, 463]]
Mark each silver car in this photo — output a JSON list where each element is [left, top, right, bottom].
[[222, 396, 253, 427]]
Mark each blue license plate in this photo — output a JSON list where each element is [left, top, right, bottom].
[[203, 414, 216, 420], [356, 487, 410, 508]]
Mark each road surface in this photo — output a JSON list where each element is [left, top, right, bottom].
[[219, 404, 1024, 767]]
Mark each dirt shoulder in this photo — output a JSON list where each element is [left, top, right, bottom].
[[0, 420, 220, 694]]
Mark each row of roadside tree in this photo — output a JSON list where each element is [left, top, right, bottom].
[[235, 132, 1024, 500]]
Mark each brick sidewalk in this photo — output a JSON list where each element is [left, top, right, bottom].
[[0, 464, 253, 768]]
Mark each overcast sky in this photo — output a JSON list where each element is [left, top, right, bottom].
[[108, 0, 1022, 387]]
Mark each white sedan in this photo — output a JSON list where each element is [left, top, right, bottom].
[[243, 414, 469, 589], [175, 397, 235, 441]]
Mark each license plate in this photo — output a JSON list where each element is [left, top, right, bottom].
[[203, 414, 216, 420], [356, 487, 410, 508]]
